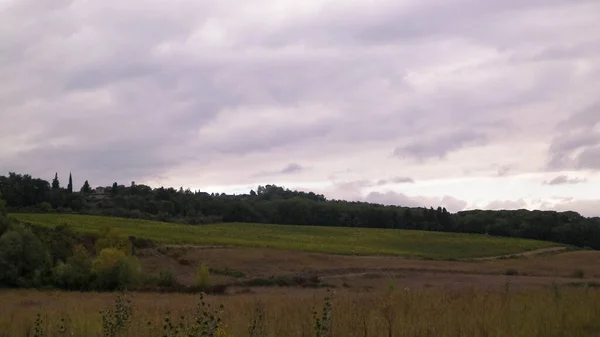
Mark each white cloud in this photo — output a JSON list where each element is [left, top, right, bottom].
[[1, 0, 600, 216]]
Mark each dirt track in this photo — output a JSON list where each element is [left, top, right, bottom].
[[471, 246, 568, 261]]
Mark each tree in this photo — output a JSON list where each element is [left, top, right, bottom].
[[92, 248, 141, 290], [52, 244, 92, 290], [112, 182, 118, 195], [0, 227, 51, 287], [0, 192, 6, 216], [81, 180, 92, 194], [67, 172, 73, 193], [52, 173, 60, 189]]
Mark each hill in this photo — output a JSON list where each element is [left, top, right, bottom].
[[12, 213, 560, 259], [2, 172, 600, 250]]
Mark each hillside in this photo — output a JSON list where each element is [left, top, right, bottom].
[[2, 172, 600, 250], [12, 213, 560, 259]]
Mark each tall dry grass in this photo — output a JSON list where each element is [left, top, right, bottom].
[[1, 285, 599, 337]]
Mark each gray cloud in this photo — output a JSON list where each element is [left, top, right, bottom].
[[280, 163, 304, 174], [376, 177, 415, 185], [548, 102, 600, 170], [394, 130, 488, 161], [543, 175, 587, 185]]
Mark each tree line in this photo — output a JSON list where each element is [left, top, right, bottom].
[[1, 172, 600, 249]]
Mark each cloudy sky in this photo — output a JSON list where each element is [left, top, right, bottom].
[[1, 0, 599, 215]]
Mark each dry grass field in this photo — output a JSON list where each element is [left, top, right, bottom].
[[2, 286, 600, 337], [6, 214, 600, 336], [138, 245, 600, 289]]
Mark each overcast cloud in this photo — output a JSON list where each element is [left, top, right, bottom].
[[1, 0, 600, 215]]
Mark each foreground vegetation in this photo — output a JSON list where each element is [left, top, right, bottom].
[[2, 286, 600, 337], [12, 213, 558, 259], [2, 172, 600, 250]]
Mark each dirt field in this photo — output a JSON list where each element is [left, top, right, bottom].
[[137, 245, 600, 290]]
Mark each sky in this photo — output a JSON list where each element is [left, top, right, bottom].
[[1, 0, 599, 216]]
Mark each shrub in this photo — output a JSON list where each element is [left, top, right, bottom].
[[195, 264, 211, 288], [101, 292, 133, 337], [0, 227, 51, 287], [504, 269, 519, 276], [95, 227, 133, 256], [0, 231, 23, 286], [92, 248, 141, 290], [0, 216, 9, 236], [157, 269, 176, 288], [38, 202, 53, 213]]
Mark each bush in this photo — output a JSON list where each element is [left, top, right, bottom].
[[504, 269, 519, 276], [92, 248, 141, 290], [0, 216, 9, 236], [52, 244, 92, 290], [195, 264, 211, 287], [0, 231, 23, 286], [38, 202, 53, 213], [95, 227, 133, 256], [157, 269, 176, 288], [0, 227, 51, 287]]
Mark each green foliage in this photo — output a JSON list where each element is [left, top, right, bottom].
[[38, 202, 53, 213], [3, 171, 600, 250], [67, 173, 73, 194], [81, 180, 92, 194], [0, 231, 24, 285], [0, 215, 9, 236], [95, 227, 133, 256], [161, 293, 225, 337], [195, 264, 211, 288], [92, 248, 141, 290], [313, 289, 334, 337], [0, 194, 6, 216], [52, 173, 60, 190], [248, 301, 266, 337], [33, 313, 44, 337], [101, 292, 132, 337], [157, 269, 175, 288], [14, 214, 559, 259], [0, 226, 51, 287], [52, 244, 92, 290]]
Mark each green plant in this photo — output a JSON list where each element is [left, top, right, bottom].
[[195, 264, 211, 288], [190, 293, 225, 337], [248, 300, 266, 337], [313, 288, 334, 337], [33, 313, 44, 337], [101, 292, 133, 337], [162, 293, 225, 337], [157, 269, 175, 288]]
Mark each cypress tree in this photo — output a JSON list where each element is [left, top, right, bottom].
[[52, 173, 60, 189], [67, 172, 73, 193]]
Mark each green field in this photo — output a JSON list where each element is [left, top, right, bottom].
[[11, 213, 559, 259]]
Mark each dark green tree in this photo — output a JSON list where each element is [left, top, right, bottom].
[[67, 172, 73, 194], [112, 182, 118, 195], [52, 173, 60, 189], [81, 180, 92, 194]]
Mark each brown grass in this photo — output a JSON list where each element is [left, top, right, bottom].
[[137, 246, 600, 289], [2, 287, 600, 337]]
